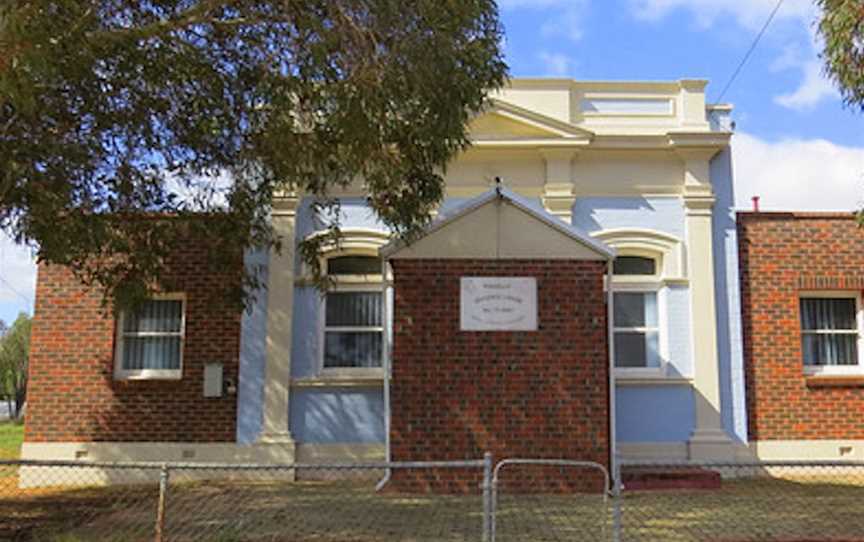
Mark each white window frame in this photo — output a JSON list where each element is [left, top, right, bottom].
[[612, 282, 666, 377], [799, 290, 864, 376], [114, 293, 186, 381], [318, 255, 386, 378], [610, 253, 668, 378]]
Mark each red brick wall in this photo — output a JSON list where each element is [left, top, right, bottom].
[[388, 259, 610, 492], [25, 242, 242, 443], [738, 212, 864, 441]]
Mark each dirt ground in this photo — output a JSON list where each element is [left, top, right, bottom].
[[1, 468, 864, 541]]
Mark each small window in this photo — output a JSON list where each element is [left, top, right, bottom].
[[324, 291, 383, 369], [800, 296, 861, 370], [327, 256, 380, 276], [613, 292, 660, 368], [613, 256, 656, 276], [116, 297, 185, 379]]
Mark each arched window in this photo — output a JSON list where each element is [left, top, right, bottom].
[[592, 228, 685, 375], [613, 255, 657, 277], [305, 228, 391, 375]]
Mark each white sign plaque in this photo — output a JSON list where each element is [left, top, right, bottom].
[[460, 277, 538, 331]]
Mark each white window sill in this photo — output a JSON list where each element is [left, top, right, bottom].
[[614, 368, 692, 385], [803, 366, 864, 377], [114, 370, 182, 381], [293, 374, 384, 388]]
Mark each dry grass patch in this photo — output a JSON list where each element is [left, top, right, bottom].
[[0, 472, 863, 541]]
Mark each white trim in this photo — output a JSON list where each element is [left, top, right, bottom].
[[749, 440, 864, 461], [302, 227, 391, 281], [611, 280, 665, 375], [592, 228, 686, 282], [381, 187, 615, 260], [798, 290, 864, 376], [605, 238, 688, 381], [19, 441, 296, 487], [291, 377, 384, 388], [113, 293, 186, 381]]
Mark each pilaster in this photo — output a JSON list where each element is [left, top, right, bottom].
[[679, 152, 733, 459], [540, 148, 577, 223], [259, 193, 300, 445]]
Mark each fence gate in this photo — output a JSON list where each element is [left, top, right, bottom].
[[491, 459, 612, 542]]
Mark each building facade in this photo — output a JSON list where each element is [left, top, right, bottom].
[[739, 212, 864, 460], [22, 78, 748, 466]]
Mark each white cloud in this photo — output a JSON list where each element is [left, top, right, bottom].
[[733, 132, 864, 211], [0, 235, 36, 312], [774, 60, 838, 110], [499, 0, 588, 43], [628, 0, 837, 110], [537, 51, 573, 77]]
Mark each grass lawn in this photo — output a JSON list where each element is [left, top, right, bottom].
[[0, 422, 23, 460], [1, 472, 864, 541]]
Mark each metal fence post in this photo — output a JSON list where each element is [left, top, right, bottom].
[[482, 452, 493, 542], [612, 459, 622, 542], [155, 463, 169, 542]]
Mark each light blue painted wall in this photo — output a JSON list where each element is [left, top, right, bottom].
[[290, 389, 386, 444], [237, 249, 268, 444], [615, 386, 695, 442], [572, 196, 686, 239], [296, 196, 388, 239], [291, 287, 322, 379], [664, 285, 693, 378], [711, 146, 748, 443]]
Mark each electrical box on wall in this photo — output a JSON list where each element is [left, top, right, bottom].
[[203, 363, 223, 398]]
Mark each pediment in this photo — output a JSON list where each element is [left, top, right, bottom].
[[467, 99, 594, 142], [382, 188, 613, 261]]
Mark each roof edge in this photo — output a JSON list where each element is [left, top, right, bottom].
[[381, 187, 615, 260]]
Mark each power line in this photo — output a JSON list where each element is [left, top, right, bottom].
[[0, 239, 35, 307], [0, 274, 32, 307], [715, 0, 786, 104]]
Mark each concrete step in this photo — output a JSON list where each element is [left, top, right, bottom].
[[622, 466, 722, 491]]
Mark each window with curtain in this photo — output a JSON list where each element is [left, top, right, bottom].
[[612, 255, 661, 369], [116, 297, 185, 378], [800, 296, 860, 368], [323, 256, 384, 370]]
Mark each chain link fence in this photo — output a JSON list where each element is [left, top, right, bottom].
[[1, 458, 488, 542], [617, 460, 864, 542], [3, 457, 864, 541], [491, 459, 611, 542]]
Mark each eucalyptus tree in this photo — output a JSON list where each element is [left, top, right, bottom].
[[819, 0, 864, 111], [0, 1, 507, 308]]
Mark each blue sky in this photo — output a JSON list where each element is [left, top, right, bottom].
[[1, 0, 862, 324], [501, 0, 861, 145]]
